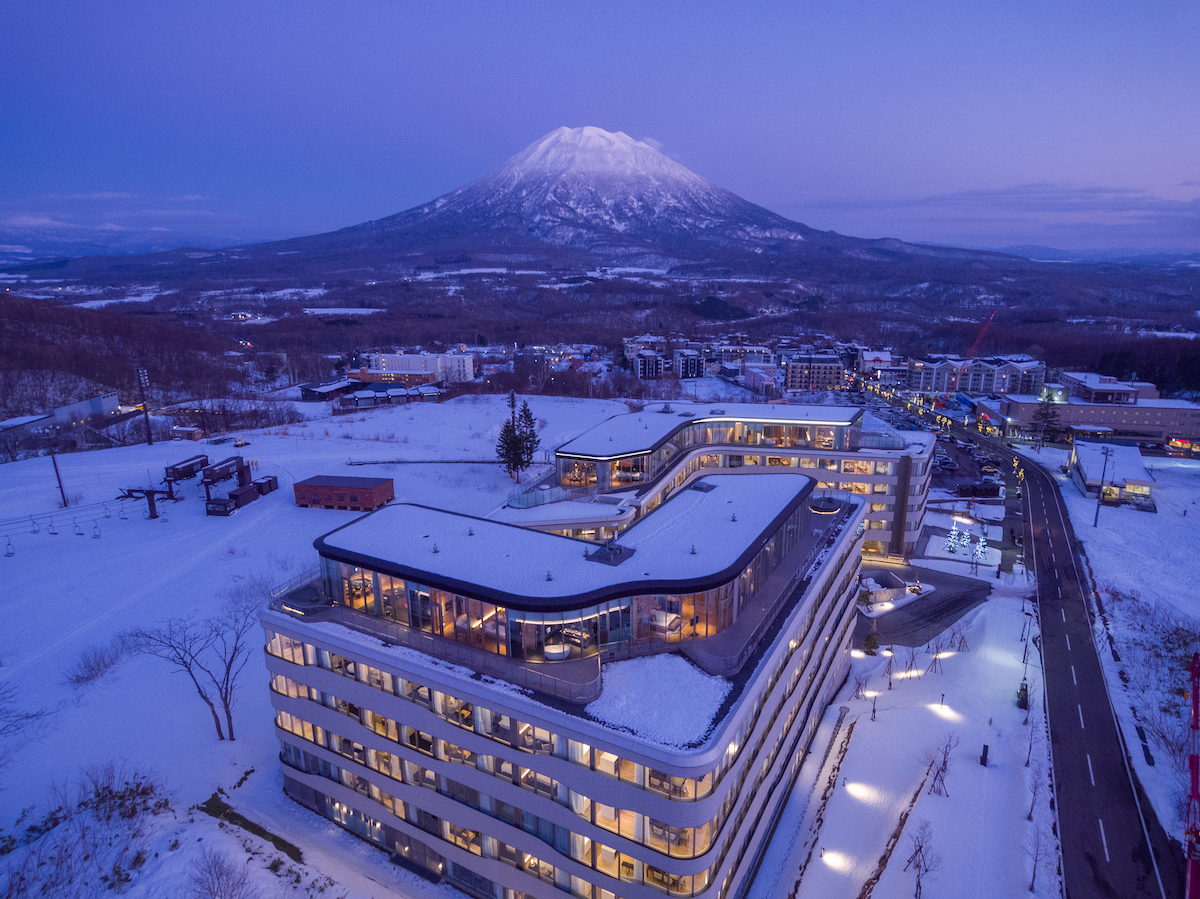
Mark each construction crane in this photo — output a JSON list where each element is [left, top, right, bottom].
[[951, 310, 998, 394], [1187, 652, 1200, 897]]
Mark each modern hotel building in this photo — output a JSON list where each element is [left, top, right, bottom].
[[262, 403, 934, 899], [265, 473, 865, 899]]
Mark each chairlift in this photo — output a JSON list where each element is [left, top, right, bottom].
[[160, 509, 169, 523], [4, 536, 13, 557], [73, 518, 84, 536], [119, 504, 128, 520], [92, 520, 101, 539], [47, 518, 58, 536], [103, 504, 111, 519], [30, 515, 39, 534]]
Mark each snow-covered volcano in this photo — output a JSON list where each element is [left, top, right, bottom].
[[353, 126, 816, 257]]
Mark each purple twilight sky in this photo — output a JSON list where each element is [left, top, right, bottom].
[[2, 1, 1198, 253]]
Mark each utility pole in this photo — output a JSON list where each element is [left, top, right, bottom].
[[1092, 446, 1113, 528], [137, 367, 153, 446], [50, 452, 68, 508]]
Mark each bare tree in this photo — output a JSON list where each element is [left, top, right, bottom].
[[1027, 828, 1043, 893], [190, 846, 260, 899], [927, 732, 960, 797], [904, 819, 941, 898], [126, 580, 264, 741], [127, 618, 225, 739], [1027, 762, 1043, 821], [206, 585, 263, 741]]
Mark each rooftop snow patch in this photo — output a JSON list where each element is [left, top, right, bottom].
[[586, 656, 731, 748]]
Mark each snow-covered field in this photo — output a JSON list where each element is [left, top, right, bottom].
[[751, 574, 1056, 899], [0, 394, 625, 897]]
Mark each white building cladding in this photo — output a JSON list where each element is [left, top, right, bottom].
[[906, 355, 1045, 396], [552, 402, 934, 557], [264, 473, 866, 899]]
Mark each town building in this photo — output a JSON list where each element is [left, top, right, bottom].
[[356, 353, 477, 385], [264, 471, 866, 899], [1066, 442, 1155, 507], [782, 355, 843, 392], [673, 350, 703, 380], [623, 336, 668, 364], [552, 403, 934, 558], [974, 380, 1200, 445], [906, 355, 1045, 397], [633, 352, 665, 381]]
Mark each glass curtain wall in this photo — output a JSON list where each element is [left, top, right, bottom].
[[319, 498, 809, 661]]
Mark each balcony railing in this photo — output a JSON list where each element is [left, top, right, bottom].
[[268, 578, 603, 704]]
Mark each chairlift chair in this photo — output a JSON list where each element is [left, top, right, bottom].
[[92, 521, 101, 539], [73, 518, 84, 536], [47, 518, 58, 536], [4, 536, 13, 557], [119, 504, 128, 520], [30, 515, 39, 534], [103, 504, 111, 519]]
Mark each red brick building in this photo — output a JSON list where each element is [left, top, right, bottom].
[[293, 476, 394, 511]]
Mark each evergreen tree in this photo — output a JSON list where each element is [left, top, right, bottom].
[[496, 418, 522, 480], [1032, 396, 1061, 445], [517, 401, 540, 470]]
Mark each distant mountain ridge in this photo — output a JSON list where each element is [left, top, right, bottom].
[[10, 126, 1030, 278]]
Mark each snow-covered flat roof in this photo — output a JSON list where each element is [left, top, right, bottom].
[[0, 413, 52, 430], [557, 401, 863, 458], [1002, 394, 1198, 410], [316, 472, 813, 610], [1073, 441, 1155, 487]]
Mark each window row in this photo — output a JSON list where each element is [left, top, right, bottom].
[[274, 684, 726, 859], [280, 739, 718, 898]]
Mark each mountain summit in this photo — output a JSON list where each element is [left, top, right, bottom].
[[338, 125, 819, 261]]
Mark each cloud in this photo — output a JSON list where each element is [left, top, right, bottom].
[[0, 213, 84, 229], [777, 182, 1200, 250], [45, 191, 138, 201], [640, 136, 665, 152]]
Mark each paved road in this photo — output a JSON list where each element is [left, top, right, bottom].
[[1018, 456, 1171, 898], [862, 387, 1180, 897]]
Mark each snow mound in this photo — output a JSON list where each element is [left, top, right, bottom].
[[586, 655, 730, 747]]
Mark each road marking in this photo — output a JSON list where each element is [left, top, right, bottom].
[[1087, 754, 1095, 786], [1078, 705, 1085, 729], [1057, 587, 1061, 599], [1061, 609, 1066, 622], [1071, 665, 1077, 685], [1065, 634, 1071, 651], [1051, 551, 1056, 562], [1098, 819, 1110, 862]]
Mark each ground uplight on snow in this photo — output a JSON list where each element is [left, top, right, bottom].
[[750, 574, 1058, 899], [586, 656, 731, 747]]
